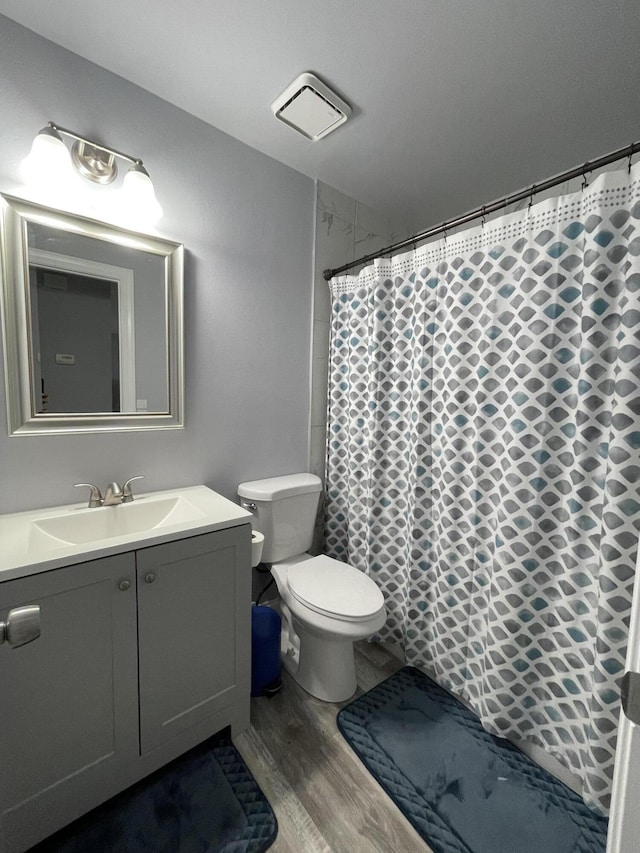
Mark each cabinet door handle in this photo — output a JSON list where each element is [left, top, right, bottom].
[[119, 579, 131, 591], [144, 572, 156, 584], [0, 605, 41, 648]]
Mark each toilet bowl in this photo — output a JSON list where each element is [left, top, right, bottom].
[[237, 473, 387, 702], [272, 554, 386, 702]]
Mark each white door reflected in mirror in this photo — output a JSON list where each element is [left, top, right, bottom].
[[29, 247, 138, 414]]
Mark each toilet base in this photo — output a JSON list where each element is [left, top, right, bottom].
[[279, 602, 365, 702], [282, 621, 358, 703]]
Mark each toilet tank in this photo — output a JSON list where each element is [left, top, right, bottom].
[[237, 473, 322, 563]]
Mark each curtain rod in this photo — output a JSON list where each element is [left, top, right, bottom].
[[323, 140, 640, 281]]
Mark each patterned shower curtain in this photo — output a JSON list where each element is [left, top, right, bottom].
[[324, 163, 640, 814]]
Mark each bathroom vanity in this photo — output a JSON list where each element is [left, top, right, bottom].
[[0, 486, 252, 853]]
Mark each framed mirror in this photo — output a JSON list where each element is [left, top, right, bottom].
[[0, 194, 183, 435]]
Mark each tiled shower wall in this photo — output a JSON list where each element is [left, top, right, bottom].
[[310, 181, 407, 551]]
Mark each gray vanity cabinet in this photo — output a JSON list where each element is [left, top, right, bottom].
[[0, 552, 139, 853], [0, 524, 251, 853], [137, 528, 250, 753]]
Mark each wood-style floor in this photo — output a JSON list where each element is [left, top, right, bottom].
[[235, 642, 433, 853]]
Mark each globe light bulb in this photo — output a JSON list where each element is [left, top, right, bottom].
[[121, 163, 163, 224], [21, 127, 75, 188]]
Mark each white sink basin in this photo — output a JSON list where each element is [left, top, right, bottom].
[[0, 485, 253, 581], [31, 495, 206, 545]]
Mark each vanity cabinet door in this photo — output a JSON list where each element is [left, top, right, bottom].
[[0, 554, 138, 853], [136, 527, 251, 755]]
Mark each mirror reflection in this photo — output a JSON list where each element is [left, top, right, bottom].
[[0, 194, 184, 435], [27, 222, 168, 414]]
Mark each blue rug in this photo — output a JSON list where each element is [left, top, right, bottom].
[[337, 667, 608, 853], [30, 729, 277, 853]]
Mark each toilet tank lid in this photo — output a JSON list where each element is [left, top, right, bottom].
[[238, 473, 322, 501]]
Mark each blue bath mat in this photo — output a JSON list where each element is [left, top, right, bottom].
[[337, 667, 608, 853], [30, 729, 277, 853]]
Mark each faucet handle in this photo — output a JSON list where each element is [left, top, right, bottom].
[[122, 475, 144, 503], [74, 483, 104, 508]]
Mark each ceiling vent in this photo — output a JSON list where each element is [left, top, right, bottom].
[[272, 73, 351, 141]]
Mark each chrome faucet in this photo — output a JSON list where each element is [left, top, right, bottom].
[[74, 476, 145, 507], [103, 482, 124, 506]]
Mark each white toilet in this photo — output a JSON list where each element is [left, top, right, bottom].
[[238, 473, 386, 702]]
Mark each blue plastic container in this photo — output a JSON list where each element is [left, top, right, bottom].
[[251, 605, 282, 697]]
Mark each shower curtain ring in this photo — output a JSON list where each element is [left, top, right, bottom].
[[481, 207, 486, 229], [581, 165, 590, 190], [528, 188, 534, 211], [628, 144, 634, 174]]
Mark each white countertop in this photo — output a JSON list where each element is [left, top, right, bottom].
[[0, 485, 252, 582]]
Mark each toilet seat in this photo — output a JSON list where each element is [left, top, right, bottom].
[[286, 555, 384, 622]]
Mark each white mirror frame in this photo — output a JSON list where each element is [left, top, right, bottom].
[[0, 194, 184, 435]]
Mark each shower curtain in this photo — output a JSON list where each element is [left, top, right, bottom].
[[324, 162, 640, 814]]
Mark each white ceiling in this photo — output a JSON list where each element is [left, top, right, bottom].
[[1, 0, 639, 232]]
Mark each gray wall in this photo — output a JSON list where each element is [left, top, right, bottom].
[[0, 15, 315, 513]]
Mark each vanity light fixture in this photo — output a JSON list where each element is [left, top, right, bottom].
[[22, 122, 163, 223]]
